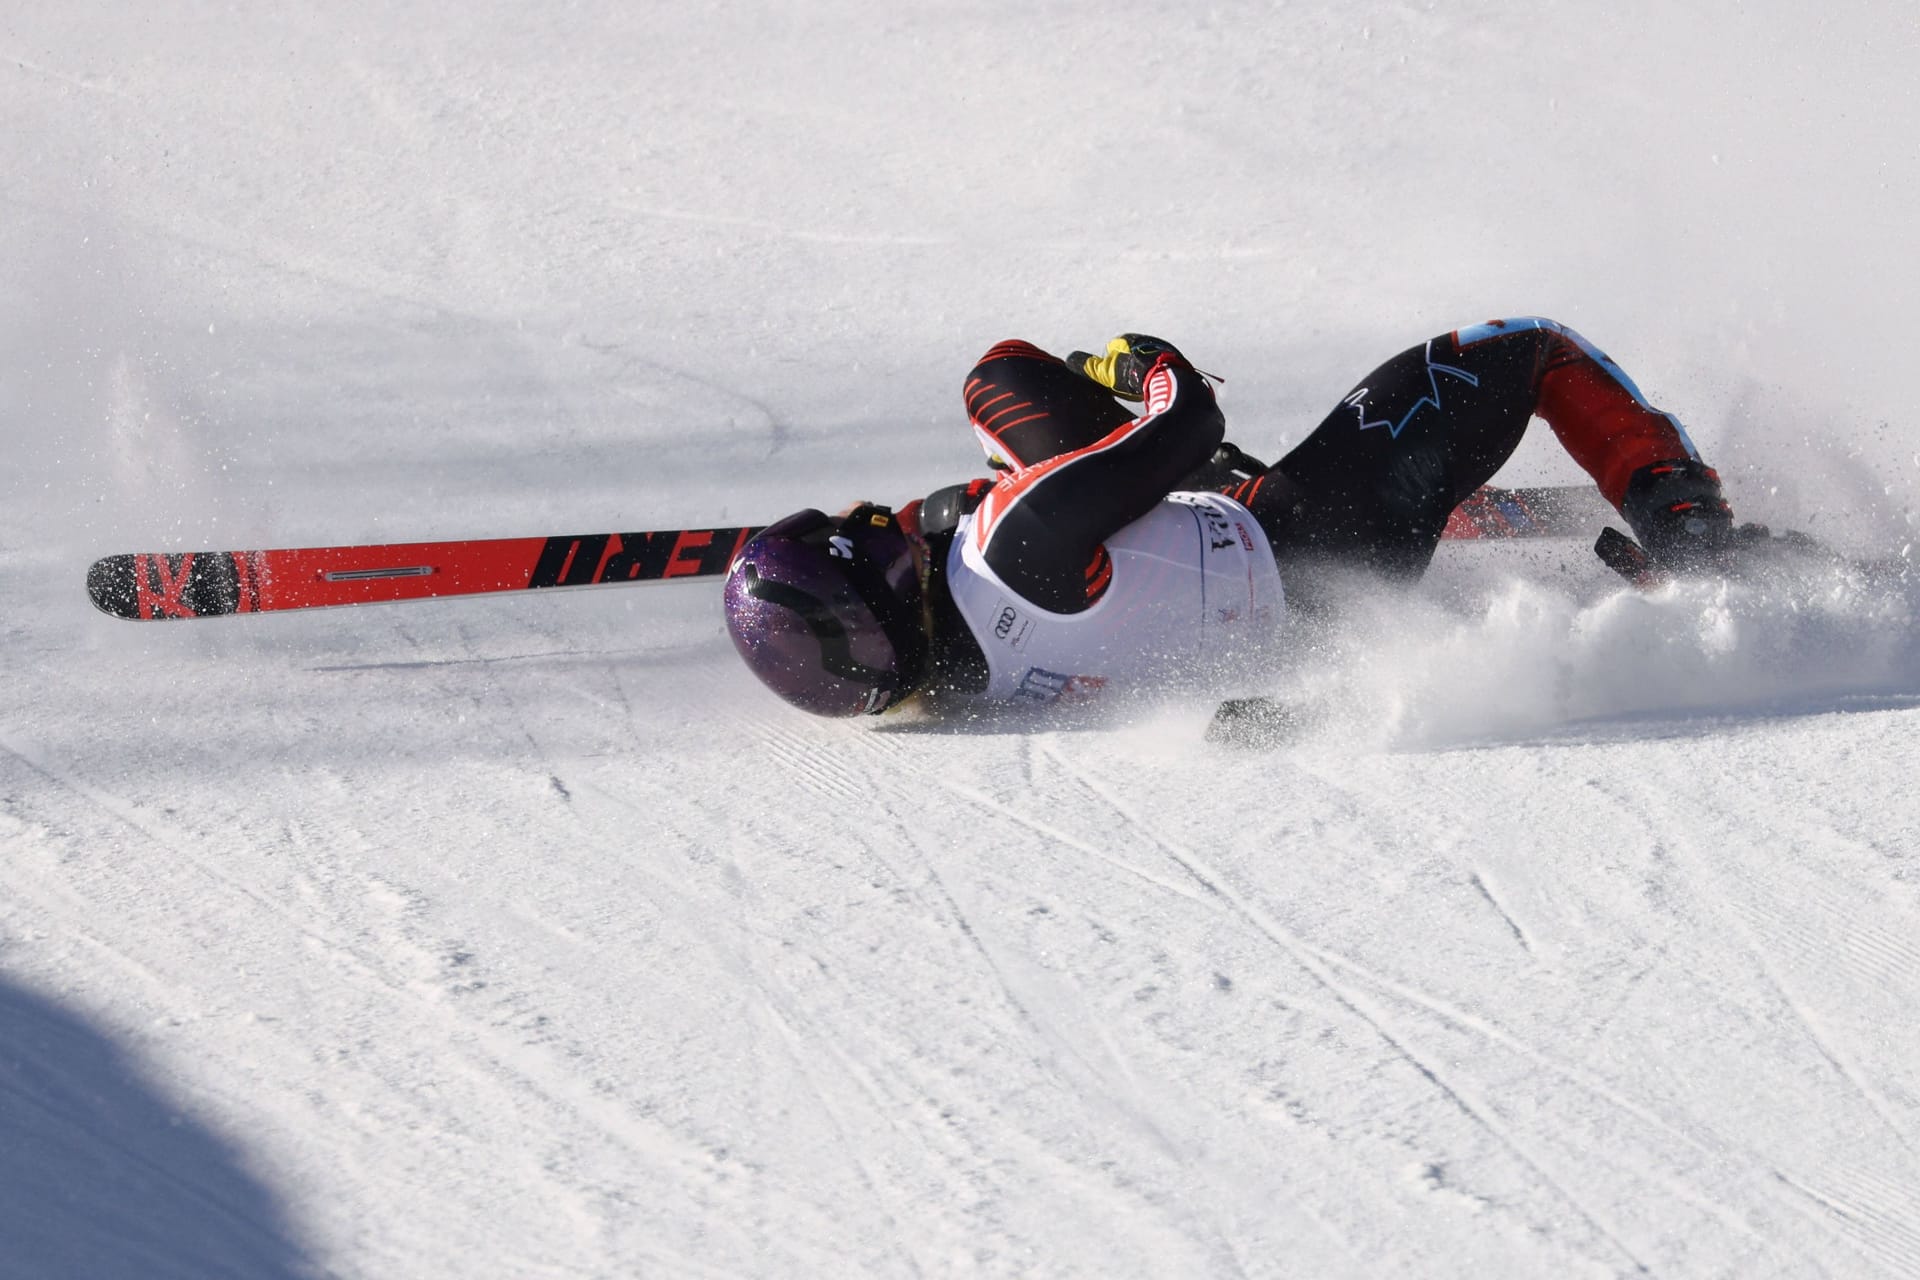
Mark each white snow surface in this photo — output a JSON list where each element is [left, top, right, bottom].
[[6, 4, 1920, 1277]]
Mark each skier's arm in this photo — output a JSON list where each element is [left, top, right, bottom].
[[969, 355, 1224, 613]]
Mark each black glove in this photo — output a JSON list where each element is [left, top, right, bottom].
[[1179, 441, 1269, 492], [1063, 334, 1189, 401], [1619, 459, 1735, 571], [918, 478, 994, 536]]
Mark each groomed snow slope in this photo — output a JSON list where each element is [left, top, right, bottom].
[[5, 4, 1920, 1277]]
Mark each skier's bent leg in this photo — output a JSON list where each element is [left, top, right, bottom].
[[962, 340, 1134, 471], [1243, 323, 1549, 580], [1245, 317, 1735, 580], [1463, 317, 1697, 504], [1478, 317, 1735, 565]]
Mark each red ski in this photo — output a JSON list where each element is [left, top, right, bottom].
[[87, 525, 765, 620], [86, 484, 1615, 621]]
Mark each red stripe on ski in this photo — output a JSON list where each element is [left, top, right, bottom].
[[87, 525, 767, 619]]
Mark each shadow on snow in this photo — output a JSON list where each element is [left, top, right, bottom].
[[0, 977, 318, 1280]]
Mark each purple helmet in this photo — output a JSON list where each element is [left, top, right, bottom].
[[723, 504, 929, 717]]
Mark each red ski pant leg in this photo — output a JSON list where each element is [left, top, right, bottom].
[[1518, 323, 1700, 507]]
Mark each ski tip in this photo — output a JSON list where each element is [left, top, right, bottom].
[[86, 556, 144, 619], [86, 551, 243, 620]]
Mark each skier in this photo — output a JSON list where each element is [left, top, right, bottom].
[[722, 318, 1757, 717]]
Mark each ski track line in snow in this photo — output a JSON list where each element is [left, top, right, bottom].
[[1465, 871, 1536, 955], [742, 715, 1267, 1275], [554, 763, 954, 1271], [621, 718, 989, 1274], [0, 730, 359, 962], [1706, 813, 1920, 1099], [1601, 778, 1920, 1142], [998, 735, 1806, 1270], [1724, 892, 1920, 1162], [897, 754, 1307, 1260], [749, 719, 865, 804], [927, 773, 1217, 912], [1035, 741, 1664, 1279], [700, 714, 1039, 1262], [1284, 752, 1900, 1276], [449, 618, 571, 781], [611, 819, 935, 1280], [305, 645, 656, 674], [876, 788, 1202, 1171], [1285, 755, 1552, 961], [752, 1000, 934, 1280], [739, 935, 944, 1280], [280, 869, 779, 1279], [1772, 1169, 1920, 1280], [1289, 941, 1849, 1276], [1592, 778, 1920, 1280], [791, 718, 1193, 1142], [595, 348, 791, 459], [742, 705, 1236, 1178], [1271, 928, 1816, 1274], [0, 732, 762, 1278]]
